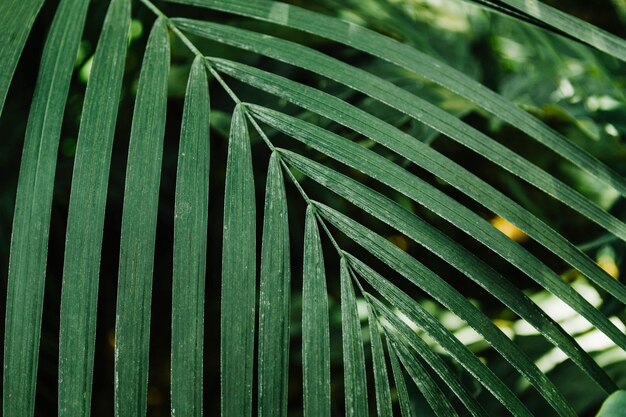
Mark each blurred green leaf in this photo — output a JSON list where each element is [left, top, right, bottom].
[[597, 391, 626, 416]]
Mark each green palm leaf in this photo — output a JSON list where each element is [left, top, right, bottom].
[[366, 304, 393, 417], [372, 296, 489, 417], [389, 333, 460, 417], [165, 0, 626, 197], [114, 17, 169, 417], [301, 206, 331, 417], [58, 0, 130, 414], [468, 0, 626, 62], [174, 18, 626, 245], [171, 54, 210, 417], [3, 0, 89, 415], [221, 103, 256, 417], [258, 152, 291, 417], [387, 337, 414, 417], [0, 0, 44, 114], [251, 106, 626, 355], [279, 147, 613, 391], [213, 62, 626, 309], [340, 259, 369, 417], [3, 0, 626, 416], [315, 201, 575, 415]]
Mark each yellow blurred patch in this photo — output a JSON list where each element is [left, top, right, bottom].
[[597, 255, 619, 279], [560, 268, 581, 283], [107, 329, 115, 349], [490, 216, 528, 242], [493, 319, 513, 329], [387, 235, 409, 251]]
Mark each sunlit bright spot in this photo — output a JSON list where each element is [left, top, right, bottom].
[[534, 322, 625, 375], [129, 19, 144, 41], [525, 277, 601, 325], [496, 37, 529, 63], [594, 345, 626, 367], [490, 216, 528, 242], [356, 298, 369, 321], [440, 310, 465, 332], [394, 308, 419, 332], [79, 56, 94, 84], [586, 95, 621, 112], [535, 348, 567, 375], [75, 40, 90, 67], [605, 123, 619, 137], [597, 249, 619, 279], [552, 78, 575, 100]]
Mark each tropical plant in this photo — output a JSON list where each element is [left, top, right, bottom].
[[2, 0, 626, 416]]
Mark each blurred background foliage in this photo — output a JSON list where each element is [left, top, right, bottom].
[[2, 0, 626, 415]]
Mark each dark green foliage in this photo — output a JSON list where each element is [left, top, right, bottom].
[[2, 0, 626, 416]]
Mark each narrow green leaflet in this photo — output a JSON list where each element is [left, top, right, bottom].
[[250, 106, 626, 357], [0, 0, 44, 114], [173, 19, 626, 244], [3, 0, 90, 414], [258, 153, 291, 417], [352, 257, 531, 416], [301, 206, 331, 417], [388, 335, 459, 417], [340, 259, 369, 417], [165, 0, 626, 197], [315, 202, 575, 417], [114, 18, 170, 417], [216, 61, 626, 309], [279, 148, 614, 392], [172, 55, 210, 417], [492, 0, 626, 62], [366, 305, 393, 417], [387, 339, 413, 417], [372, 297, 488, 417], [57, 0, 130, 414], [221, 104, 256, 417]]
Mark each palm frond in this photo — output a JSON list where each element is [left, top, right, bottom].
[[2, 0, 626, 416], [258, 152, 291, 417], [58, 0, 129, 413], [0, 0, 44, 113], [302, 206, 331, 417], [3, 0, 89, 413], [356, 259, 532, 415], [171, 54, 210, 416], [173, 18, 626, 245], [316, 201, 574, 414], [114, 16, 169, 416], [387, 336, 413, 417], [340, 258, 369, 417], [215, 62, 626, 310], [166, 0, 626, 196], [465, 0, 626, 62], [366, 303, 393, 417], [221, 103, 256, 416], [252, 106, 626, 355]]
